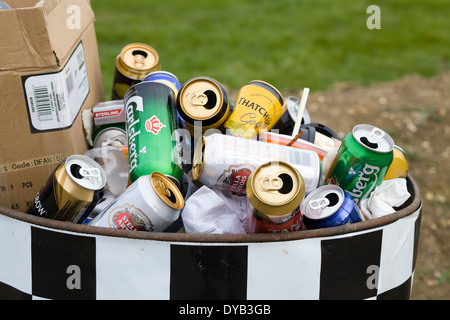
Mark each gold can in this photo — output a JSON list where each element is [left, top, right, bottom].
[[384, 145, 408, 180], [246, 161, 305, 233], [224, 80, 285, 139], [176, 77, 230, 135], [111, 43, 161, 100], [25, 155, 107, 223]]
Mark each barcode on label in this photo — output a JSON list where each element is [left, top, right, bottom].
[[66, 72, 74, 94], [288, 149, 312, 166], [33, 85, 54, 122]]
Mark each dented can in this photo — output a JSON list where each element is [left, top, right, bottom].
[[247, 161, 305, 233], [111, 43, 161, 100], [176, 77, 230, 135], [301, 185, 365, 229], [25, 155, 107, 223], [192, 133, 322, 194], [224, 80, 284, 139], [124, 81, 183, 187], [325, 124, 394, 205], [89, 172, 184, 232]]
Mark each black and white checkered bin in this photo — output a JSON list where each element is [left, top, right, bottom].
[[0, 176, 421, 300]]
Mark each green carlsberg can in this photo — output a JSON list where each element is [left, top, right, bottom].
[[325, 124, 394, 205], [124, 81, 183, 188]]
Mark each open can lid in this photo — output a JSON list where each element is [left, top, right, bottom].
[[64, 155, 107, 191], [352, 124, 394, 153]]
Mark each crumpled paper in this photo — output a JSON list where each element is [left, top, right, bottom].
[[181, 186, 248, 234], [359, 178, 411, 220]]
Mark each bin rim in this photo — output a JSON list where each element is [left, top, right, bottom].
[[0, 175, 421, 244]]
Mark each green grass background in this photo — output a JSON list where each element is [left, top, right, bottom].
[[91, 0, 450, 97]]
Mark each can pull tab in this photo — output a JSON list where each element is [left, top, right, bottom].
[[308, 197, 330, 217], [188, 92, 208, 106], [133, 54, 146, 68], [80, 168, 101, 182], [367, 127, 385, 145], [156, 179, 172, 198], [259, 176, 283, 192]]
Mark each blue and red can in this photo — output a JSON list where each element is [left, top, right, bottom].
[[300, 185, 365, 229], [143, 71, 181, 96]]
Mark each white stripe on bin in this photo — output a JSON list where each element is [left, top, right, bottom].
[[0, 214, 32, 296], [96, 236, 171, 300], [378, 209, 419, 295], [247, 239, 321, 300]]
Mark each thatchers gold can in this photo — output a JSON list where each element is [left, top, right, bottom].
[[224, 80, 284, 139]]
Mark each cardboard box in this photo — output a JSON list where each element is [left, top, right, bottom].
[[0, 0, 104, 211]]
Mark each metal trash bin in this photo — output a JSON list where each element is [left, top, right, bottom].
[[0, 175, 421, 300]]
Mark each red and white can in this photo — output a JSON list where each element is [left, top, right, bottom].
[[93, 100, 126, 126], [192, 133, 322, 194], [89, 172, 184, 232]]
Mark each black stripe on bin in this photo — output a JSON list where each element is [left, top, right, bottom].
[[0, 281, 32, 300], [169, 244, 248, 300], [319, 230, 383, 300], [376, 276, 412, 300], [31, 227, 96, 300]]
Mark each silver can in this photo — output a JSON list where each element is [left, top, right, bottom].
[[93, 124, 127, 148], [89, 172, 184, 232], [192, 133, 322, 194]]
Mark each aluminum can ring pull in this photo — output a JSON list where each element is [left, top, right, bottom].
[[259, 176, 283, 192]]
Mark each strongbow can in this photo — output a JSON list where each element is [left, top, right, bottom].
[[301, 185, 365, 229], [143, 71, 181, 96], [124, 81, 183, 187], [26, 155, 107, 223], [247, 161, 305, 233], [326, 124, 394, 205], [111, 43, 161, 100], [90, 172, 184, 232], [176, 77, 229, 135], [224, 80, 284, 139], [192, 133, 322, 194]]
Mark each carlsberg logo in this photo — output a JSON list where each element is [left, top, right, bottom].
[[126, 96, 143, 174], [348, 163, 380, 204]]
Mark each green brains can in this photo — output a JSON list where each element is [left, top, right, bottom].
[[325, 124, 394, 205], [124, 81, 183, 188]]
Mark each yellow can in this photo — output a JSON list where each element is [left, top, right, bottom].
[[224, 80, 284, 139], [384, 145, 408, 180]]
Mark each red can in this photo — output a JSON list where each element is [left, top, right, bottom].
[[246, 161, 305, 233]]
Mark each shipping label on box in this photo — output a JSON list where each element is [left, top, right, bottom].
[[22, 41, 90, 132]]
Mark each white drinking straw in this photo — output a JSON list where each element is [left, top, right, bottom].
[[291, 87, 310, 138]]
